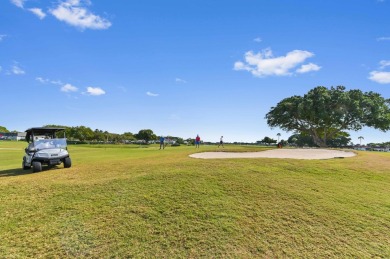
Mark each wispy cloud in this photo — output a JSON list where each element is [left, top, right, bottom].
[[36, 77, 50, 83], [29, 8, 46, 19], [50, 80, 63, 85], [36, 77, 63, 85], [50, 0, 111, 30], [0, 66, 2, 73], [11, 64, 25, 75], [37, 77, 104, 94], [86, 86, 105, 96], [61, 83, 78, 92], [368, 60, 390, 84], [253, 37, 262, 43], [175, 78, 187, 84], [377, 36, 390, 41], [10, 0, 25, 8], [0, 34, 7, 42], [146, 91, 159, 97], [379, 60, 390, 69], [296, 63, 321, 73], [234, 48, 320, 77]]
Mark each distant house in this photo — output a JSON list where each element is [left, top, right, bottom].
[[353, 145, 390, 152], [17, 132, 26, 141], [370, 146, 390, 152], [164, 138, 176, 145], [353, 146, 368, 151], [0, 132, 26, 141], [0, 132, 16, 140]]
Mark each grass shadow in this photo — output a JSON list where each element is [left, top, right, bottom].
[[0, 168, 36, 177], [0, 166, 60, 177]]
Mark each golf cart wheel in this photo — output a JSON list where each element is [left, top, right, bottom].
[[64, 157, 72, 168], [22, 158, 30, 170], [32, 161, 42, 172]]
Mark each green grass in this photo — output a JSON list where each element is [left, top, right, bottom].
[[1, 141, 390, 257]]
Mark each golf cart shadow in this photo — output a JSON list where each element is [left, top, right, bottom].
[[0, 166, 62, 177]]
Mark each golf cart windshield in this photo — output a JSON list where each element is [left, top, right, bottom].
[[33, 138, 67, 150]]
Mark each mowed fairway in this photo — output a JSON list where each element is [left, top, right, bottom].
[[1, 141, 390, 257]]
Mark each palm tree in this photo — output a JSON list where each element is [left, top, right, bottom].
[[277, 133, 281, 143], [358, 136, 364, 145]]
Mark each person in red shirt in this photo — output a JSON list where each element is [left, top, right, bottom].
[[195, 134, 201, 148]]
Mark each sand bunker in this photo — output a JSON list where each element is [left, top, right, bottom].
[[189, 148, 356, 160]]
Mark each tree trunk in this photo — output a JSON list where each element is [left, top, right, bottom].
[[312, 135, 327, 147], [310, 129, 328, 148]]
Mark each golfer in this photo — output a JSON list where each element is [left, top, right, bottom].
[[195, 134, 201, 148], [218, 136, 224, 148], [159, 136, 165, 150]]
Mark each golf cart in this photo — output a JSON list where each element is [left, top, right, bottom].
[[22, 127, 71, 172]]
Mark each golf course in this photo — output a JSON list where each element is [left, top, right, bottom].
[[1, 141, 390, 257]]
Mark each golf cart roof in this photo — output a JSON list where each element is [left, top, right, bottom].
[[25, 127, 65, 134], [25, 127, 66, 142]]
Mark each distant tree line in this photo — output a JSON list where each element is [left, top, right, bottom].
[[0, 124, 192, 145], [0, 124, 191, 145], [1, 124, 388, 147], [257, 132, 390, 148], [40, 125, 185, 144]]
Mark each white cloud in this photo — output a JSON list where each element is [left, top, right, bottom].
[[369, 71, 390, 84], [36, 77, 50, 83], [234, 48, 319, 77], [377, 37, 390, 41], [296, 63, 322, 73], [36, 77, 63, 85], [86, 86, 105, 95], [61, 83, 78, 92], [50, 0, 111, 30], [12, 64, 25, 75], [0, 35, 6, 42], [0, 66, 2, 73], [253, 37, 262, 43], [175, 78, 187, 83], [51, 80, 63, 85], [146, 91, 159, 97], [29, 8, 46, 19], [379, 60, 390, 69], [368, 60, 390, 84], [10, 0, 25, 8]]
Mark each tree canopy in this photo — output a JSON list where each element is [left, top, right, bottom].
[[266, 86, 390, 147], [0, 126, 9, 133], [135, 129, 157, 143], [259, 136, 277, 145]]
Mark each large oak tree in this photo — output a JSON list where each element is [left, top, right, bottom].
[[266, 86, 390, 147]]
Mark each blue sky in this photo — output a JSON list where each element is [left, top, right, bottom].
[[1, 0, 390, 144]]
